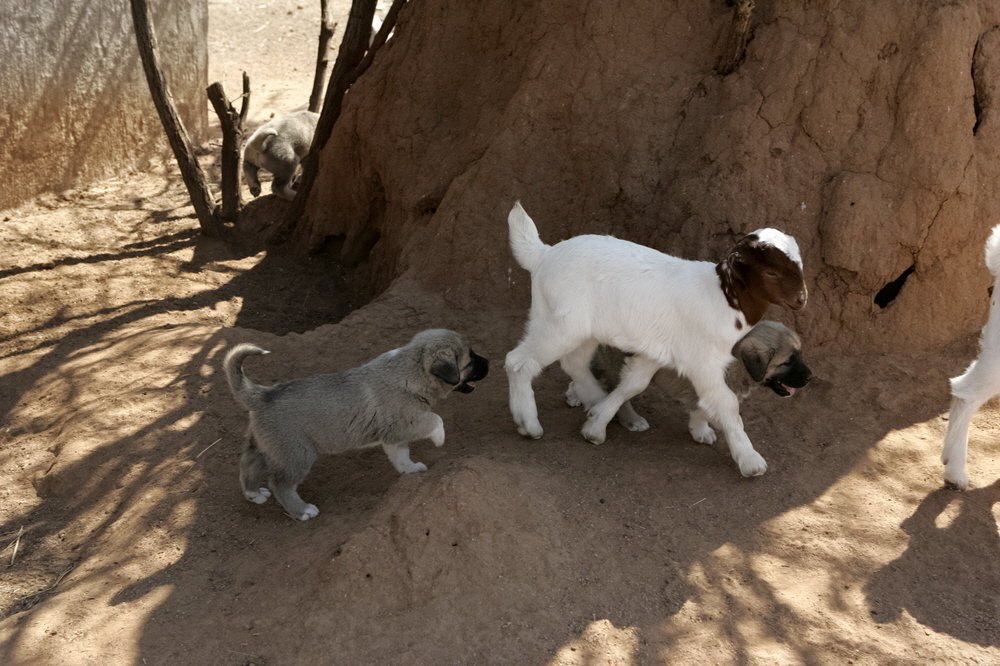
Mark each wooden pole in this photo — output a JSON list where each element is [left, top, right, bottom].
[[129, 0, 225, 237]]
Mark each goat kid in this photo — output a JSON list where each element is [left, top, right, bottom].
[[504, 202, 807, 477]]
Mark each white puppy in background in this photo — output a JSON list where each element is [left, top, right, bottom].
[[242, 110, 319, 201], [941, 223, 1000, 489]]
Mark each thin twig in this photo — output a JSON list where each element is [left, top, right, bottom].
[[9, 526, 24, 566], [689, 497, 707, 508], [197, 438, 222, 458], [19, 564, 75, 610]]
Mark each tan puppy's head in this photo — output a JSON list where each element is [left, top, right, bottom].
[[732, 321, 812, 397], [412, 329, 489, 395]]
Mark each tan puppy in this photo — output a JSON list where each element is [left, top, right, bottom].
[[566, 320, 811, 447]]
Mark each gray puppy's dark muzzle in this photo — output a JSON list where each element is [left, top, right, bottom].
[[456, 351, 489, 393], [763, 354, 812, 397]]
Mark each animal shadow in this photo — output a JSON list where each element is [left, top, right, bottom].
[[865, 480, 1000, 646]]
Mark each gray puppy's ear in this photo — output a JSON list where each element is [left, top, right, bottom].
[[430, 351, 461, 386], [735, 336, 772, 383]]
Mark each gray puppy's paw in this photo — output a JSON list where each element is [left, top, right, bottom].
[[622, 414, 650, 432], [565, 382, 582, 407], [429, 420, 445, 447], [689, 422, 717, 445], [297, 504, 320, 521], [244, 487, 271, 504]]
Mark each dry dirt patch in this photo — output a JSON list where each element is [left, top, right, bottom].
[[1, 1, 999, 664]]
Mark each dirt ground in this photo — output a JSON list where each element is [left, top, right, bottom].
[[1, 1, 999, 664]]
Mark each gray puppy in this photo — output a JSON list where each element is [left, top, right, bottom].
[[224, 329, 489, 520], [242, 109, 319, 201], [566, 320, 812, 444]]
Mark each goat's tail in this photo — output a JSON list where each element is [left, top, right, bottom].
[[223, 343, 270, 411], [507, 201, 550, 273], [986, 224, 1000, 277]]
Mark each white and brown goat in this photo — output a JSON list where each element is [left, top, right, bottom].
[[504, 202, 807, 477]]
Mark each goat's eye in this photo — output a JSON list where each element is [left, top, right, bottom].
[[764, 269, 779, 278]]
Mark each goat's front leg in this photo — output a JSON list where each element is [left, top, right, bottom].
[[688, 367, 766, 477]]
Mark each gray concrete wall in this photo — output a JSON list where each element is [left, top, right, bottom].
[[0, 1, 208, 210]]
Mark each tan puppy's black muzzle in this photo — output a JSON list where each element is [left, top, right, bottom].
[[456, 351, 489, 393]]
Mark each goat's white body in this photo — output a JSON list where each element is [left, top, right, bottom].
[[941, 224, 1000, 489], [528, 236, 747, 372], [505, 202, 772, 476]]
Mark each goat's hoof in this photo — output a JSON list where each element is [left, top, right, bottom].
[[943, 470, 969, 491], [737, 452, 767, 477], [515, 421, 543, 439], [581, 420, 607, 445]]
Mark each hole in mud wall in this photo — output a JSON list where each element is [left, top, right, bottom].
[[874, 265, 915, 309]]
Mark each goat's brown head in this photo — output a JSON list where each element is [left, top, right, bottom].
[[718, 228, 808, 325]]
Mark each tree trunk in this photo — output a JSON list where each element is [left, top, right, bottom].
[[129, 0, 225, 237], [207, 74, 250, 222]]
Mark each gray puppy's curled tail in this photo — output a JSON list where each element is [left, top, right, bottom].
[[223, 343, 270, 411]]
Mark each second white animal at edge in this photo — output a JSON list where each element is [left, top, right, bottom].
[[941, 223, 1000, 490]]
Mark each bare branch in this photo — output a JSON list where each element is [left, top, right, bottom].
[[129, 0, 224, 237], [239, 71, 251, 129]]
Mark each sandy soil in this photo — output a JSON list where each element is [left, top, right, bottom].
[[1, 1, 998, 664]]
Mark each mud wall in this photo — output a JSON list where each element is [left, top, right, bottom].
[[300, 0, 1000, 353], [0, 1, 207, 210]]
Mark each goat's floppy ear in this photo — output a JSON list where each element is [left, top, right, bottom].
[[727, 240, 753, 282], [431, 353, 461, 386], [734, 335, 773, 383]]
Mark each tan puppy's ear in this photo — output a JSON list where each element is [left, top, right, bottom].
[[430, 348, 461, 386], [733, 334, 773, 383]]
